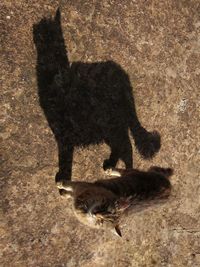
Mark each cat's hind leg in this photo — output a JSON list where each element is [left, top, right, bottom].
[[148, 166, 173, 178]]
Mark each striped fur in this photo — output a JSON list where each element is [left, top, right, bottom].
[[57, 167, 173, 236]]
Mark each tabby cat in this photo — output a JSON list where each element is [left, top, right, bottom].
[[57, 167, 173, 236]]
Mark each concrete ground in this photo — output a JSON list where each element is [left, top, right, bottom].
[[1, 1, 200, 266]]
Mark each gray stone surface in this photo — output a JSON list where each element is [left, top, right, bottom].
[[1, 1, 200, 266]]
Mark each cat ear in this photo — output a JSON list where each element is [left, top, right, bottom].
[[55, 8, 61, 23], [115, 197, 132, 212], [112, 225, 122, 237]]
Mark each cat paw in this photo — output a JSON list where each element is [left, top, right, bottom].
[[59, 189, 71, 199], [104, 168, 113, 176], [56, 180, 64, 189], [55, 171, 70, 189]]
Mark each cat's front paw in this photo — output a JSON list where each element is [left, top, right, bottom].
[[104, 168, 113, 176], [56, 180, 64, 189], [55, 171, 70, 188], [59, 189, 72, 199]]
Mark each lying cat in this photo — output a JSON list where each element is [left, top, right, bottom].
[[57, 167, 173, 236]]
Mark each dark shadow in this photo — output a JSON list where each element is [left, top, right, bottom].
[[33, 9, 161, 182]]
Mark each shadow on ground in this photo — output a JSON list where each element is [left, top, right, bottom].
[[33, 9, 161, 182]]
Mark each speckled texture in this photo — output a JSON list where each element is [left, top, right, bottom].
[[1, 1, 200, 267]]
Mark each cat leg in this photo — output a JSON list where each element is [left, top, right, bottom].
[[105, 167, 138, 177], [59, 189, 73, 199], [105, 168, 123, 177], [148, 166, 173, 178], [56, 180, 73, 191]]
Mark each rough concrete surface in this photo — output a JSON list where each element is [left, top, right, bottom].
[[1, 1, 200, 266]]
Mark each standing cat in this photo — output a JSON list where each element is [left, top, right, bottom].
[[57, 166, 173, 236]]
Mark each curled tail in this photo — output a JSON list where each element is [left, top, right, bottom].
[[148, 166, 173, 179]]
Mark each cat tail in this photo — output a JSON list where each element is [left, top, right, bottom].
[[148, 166, 174, 179]]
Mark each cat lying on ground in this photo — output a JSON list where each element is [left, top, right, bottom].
[[57, 166, 173, 237]]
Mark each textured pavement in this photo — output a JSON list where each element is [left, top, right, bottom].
[[1, 1, 200, 266]]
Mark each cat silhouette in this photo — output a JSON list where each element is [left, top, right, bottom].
[[33, 9, 161, 182]]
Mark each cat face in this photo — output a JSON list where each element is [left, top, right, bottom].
[[73, 191, 131, 236], [74, 199, 121, 236]]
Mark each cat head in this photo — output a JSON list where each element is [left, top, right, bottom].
[[74, 191, 131, 237]]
